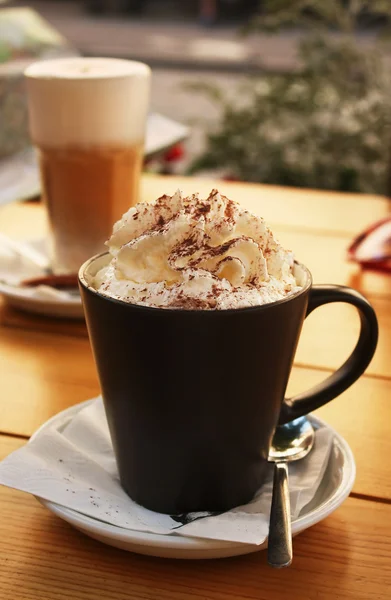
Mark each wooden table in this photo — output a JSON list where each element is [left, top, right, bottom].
[[1, 175, 390, 599]]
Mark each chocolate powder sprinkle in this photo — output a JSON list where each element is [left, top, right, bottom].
[[189, 237, 254, 266], [167, 296, 214, 310], [194, 203, 211, 216], [156, 194, 170, 204], [224, 199, 236, 222]]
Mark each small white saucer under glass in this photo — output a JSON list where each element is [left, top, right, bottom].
[[33, 401, 355, 560], [0, 238, 84, 319]]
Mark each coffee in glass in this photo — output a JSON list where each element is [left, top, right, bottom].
[[25, 57, 151, 273]]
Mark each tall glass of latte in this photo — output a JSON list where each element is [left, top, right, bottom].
[[25, 57, 151, 273]]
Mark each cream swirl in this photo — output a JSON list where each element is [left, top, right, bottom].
[[94, 189, 303, 309]]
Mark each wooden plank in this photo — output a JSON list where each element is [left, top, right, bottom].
[[287, 369, 391, 501], [141, 175, 391, 236], [0, 328, 99, 437], [0, 437, 389, 600], [277, 228, 391, 298], [294, 293, 390, 378], [3, 176, 389, 240], [0, 434, 23, 458], [0, 301, 88, 338], [1, 176, 389, 244]]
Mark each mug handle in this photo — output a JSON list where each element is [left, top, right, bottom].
[[278, 285, 378, 425]]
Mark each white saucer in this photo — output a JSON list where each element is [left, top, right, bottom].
[[0, 237, 84, 319], [0, 279, 84, 320], [32, 401, 355, 559]]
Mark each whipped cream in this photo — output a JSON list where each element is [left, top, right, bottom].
[[94, 190, 304, 310]]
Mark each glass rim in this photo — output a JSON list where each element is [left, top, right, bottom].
[[24, 56, 151, 81]]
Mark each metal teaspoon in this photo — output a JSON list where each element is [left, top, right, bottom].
[[267, 416, 315, 568]]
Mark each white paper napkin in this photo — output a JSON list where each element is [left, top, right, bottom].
[[0, 397, 333, 545]]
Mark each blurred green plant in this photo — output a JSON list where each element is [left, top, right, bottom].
[[188, 0, 391, 194]]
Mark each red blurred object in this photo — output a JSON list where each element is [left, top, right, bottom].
[[143, 143, 186, 175], [347, 216, 391, 273], [163, 144, 185, 163]]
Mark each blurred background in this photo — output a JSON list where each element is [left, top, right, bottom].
[[2, 0, 391, 196]]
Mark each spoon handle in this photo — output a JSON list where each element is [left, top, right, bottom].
[[267, 462, 293, 568]]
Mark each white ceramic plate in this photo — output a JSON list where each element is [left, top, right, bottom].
[[33, 401, 355, 559], [0, 237, 84, 320], [0, 280, 84, 319]]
